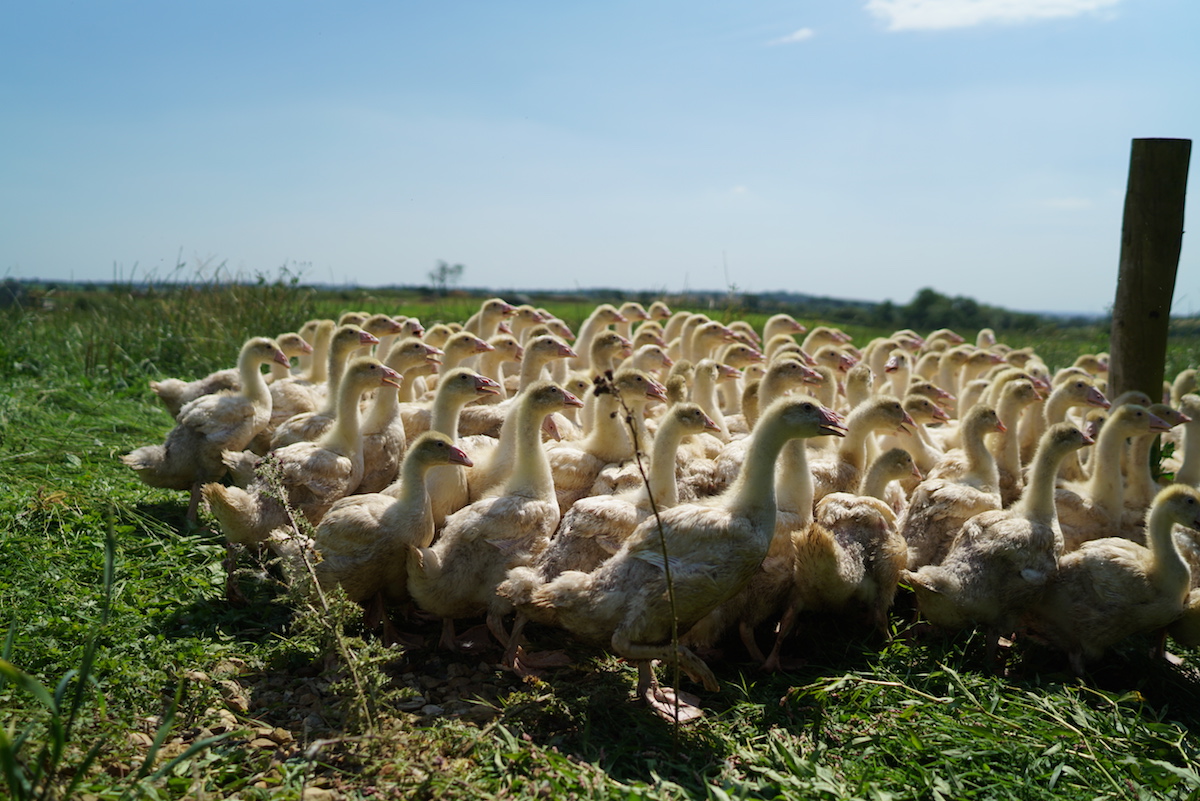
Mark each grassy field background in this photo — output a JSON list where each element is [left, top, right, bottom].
[[5, 275, 1200, 799]]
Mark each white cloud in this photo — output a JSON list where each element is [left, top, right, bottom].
[[731, 185, 750, 195], [866, 0, 1122, 31], [768, 27, 815, 45]]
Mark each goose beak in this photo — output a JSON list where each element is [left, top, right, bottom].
[[994, 420, 1008, 434], [1148, 413, 1173, 434], [718, 365, 741, 381], [477, 341, 496, 353], [931, 406, 950, 424], [563, 391, 585, 409], [273, 349, 291, 367], [800, 365, 824, 384], [818, 407, 848, 438], [703, 414, 722, 433], [448, 446, 474, 467], [380, 366, 403, 388], [476, 376, 502, 395], [646, 382, 669, 403], [911, 464, 924, 480], [359, 331, 380, 346], [1087, 388, 1112, 409], [1080, 431, 1096, 447]]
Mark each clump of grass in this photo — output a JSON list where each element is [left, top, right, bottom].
[[0, 524, 230, 800], [1, 261, 319, 387]]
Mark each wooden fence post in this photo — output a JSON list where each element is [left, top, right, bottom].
[[1109, 138, 1192, 403]]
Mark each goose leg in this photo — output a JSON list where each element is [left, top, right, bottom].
[[503, 613, 572, 676], [613, 628, 716, 720], [762, 604, 799, 672], [223, 542, 248, 605], [635, 660, 704, 723], [738, 620, 767, 665], [187, 483, 203, 525], [438, 617, 459, 652]]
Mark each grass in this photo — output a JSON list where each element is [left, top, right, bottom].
[[4, 274, 1200, 798]]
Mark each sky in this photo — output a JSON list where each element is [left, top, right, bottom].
[[2, 0, 1198, 316]]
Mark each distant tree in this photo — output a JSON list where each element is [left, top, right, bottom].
[[429, 261, 465, 296]]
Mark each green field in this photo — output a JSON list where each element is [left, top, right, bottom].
[[5, 278, 1200, 799]]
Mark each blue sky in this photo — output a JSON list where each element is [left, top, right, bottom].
[[3, 0, 1197, 315]]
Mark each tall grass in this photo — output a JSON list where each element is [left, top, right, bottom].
[[1, 263, 319, 386]]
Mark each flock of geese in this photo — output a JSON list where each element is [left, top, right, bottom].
[[123, 298, 1200, 719]]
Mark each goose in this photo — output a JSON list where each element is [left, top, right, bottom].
[[810, 396, 915, 503], [877, 394, 949, 486], [861, 446, 922, 515], [1170, 394, 1200, 486], [1171, 370, 1198, 407], [123, 337, 289, 522], [568, 304, 626, 373], [692, 321, 738, 364], [293, 318, 324, 376], [432, 331, 494, 382], [531, 403, 721, 582], [934, 346, 973, 416], [699, 358, 822, 498], [647, 300, 673, 321], [204, 357, 402, 546], [1028, 484, 1200, 674], [1055, 404, 1171, 550], [903, 424, 1094, 663], [1124, 403, 1191, 513], [1039, 377, 1111, 482], [682, 430, 822, 664], [547, 369, 667, 514], [498, 397, 846, 720], [883, 349, 913, 398], [149, 331, 303, 419], [406, 381, 582, 654], [249, 332, 322, 452], [614, 301, 651, 340], [312, 432, 473, 643], [762, 313, 806, 344], [462, 297, 516, 340], [767, 482, 908, 667], [1016, 376, 1108, 469], [478, 334, 525, 397], [373, 316, 425, 362], [396, 368, 502, 526], [900, 404, 1005, 569], [270, 325, 380, 448], [715, 342, 763, 416], [727, 320, 760, 349], [992, 379, 1044, 507], [354, 338, 446, 494]]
